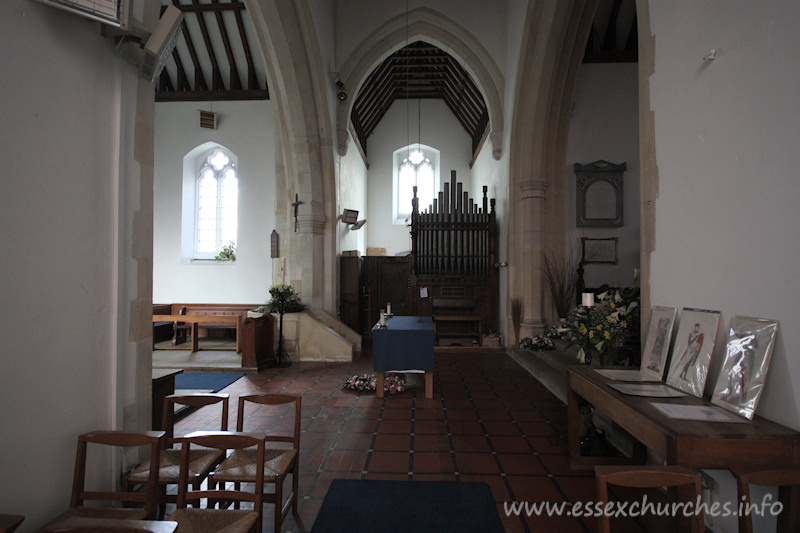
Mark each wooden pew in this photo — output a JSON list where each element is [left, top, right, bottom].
[[152, 304, 275, 370]]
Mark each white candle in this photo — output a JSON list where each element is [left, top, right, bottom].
[[582, 292, 595, 308], [387, 303, 391, 316], [380, 310, 386, 326]]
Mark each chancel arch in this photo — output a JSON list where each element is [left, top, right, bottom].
[[336, 7, 505, 161]]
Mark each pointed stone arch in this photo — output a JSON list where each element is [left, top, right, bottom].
[[507, 0, 600, 340], [336, 7, 505, 160], [245, 0, 337, 313]]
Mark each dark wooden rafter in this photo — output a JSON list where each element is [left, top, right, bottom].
[[583, 0, 638, 63], [210, 0, 242, 91], [351, 41, 488, 157], [156, 0, 268, 102], [233, 4, 259, 92], [191, 0, 223, 91]]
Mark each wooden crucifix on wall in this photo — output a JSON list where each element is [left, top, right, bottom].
[[291, 194, 304, 232]]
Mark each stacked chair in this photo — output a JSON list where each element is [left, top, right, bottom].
[[733, 468, 800, 533], [167, 431, 267, 533], [594, 465, 704, 532], [42, 392, 301, 532], [39, 430, 166, 530], [209, 394, 301, 533], [123, 393, 230, 518]]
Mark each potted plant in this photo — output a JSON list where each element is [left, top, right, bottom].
[[215, 241, 236, 261]]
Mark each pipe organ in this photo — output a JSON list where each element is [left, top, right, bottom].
[[410, 170, 498, 345]]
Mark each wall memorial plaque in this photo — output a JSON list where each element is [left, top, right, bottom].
[[574, 160, 625, 227]]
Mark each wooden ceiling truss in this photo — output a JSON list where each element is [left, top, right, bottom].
[[155, 0, 268, 103], [351, 41, 489, 158]]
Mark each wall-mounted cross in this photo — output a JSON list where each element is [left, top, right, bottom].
[[291, 194, 304, 232]]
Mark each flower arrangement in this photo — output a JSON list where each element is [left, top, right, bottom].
[[545, 323, 572, 341], [565, 288, 640, 365], [215, 241, 236, 261], [520, 335, 555, 351], [343, 373, 406, 394], [262, 283, 305, 313]]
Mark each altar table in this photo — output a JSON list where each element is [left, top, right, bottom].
[[372, 316, 434, 398]]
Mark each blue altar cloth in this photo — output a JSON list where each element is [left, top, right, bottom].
[[372, 316, 435, 372]]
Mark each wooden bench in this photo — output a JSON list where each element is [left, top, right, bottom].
[[431, 298, 482, 347], [152, 303, 275, 370]]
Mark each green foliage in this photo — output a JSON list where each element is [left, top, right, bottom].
[[563, 288, 640, 365], [520, 335, 556, 351], [214, 241, 236, 261], [265, 283, 305, 313]]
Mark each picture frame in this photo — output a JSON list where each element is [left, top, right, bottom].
[[639, 306, 678, 381], [665, 308, 722, 397], [581, 237, 618, 264], [711, 316, 779, 420], [574, 160, 625, 227]]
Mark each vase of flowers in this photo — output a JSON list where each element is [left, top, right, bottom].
[[265, 283, 305, 313], [564, 288, 640, 366]]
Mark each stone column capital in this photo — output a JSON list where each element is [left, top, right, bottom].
[[520, 178, 548, 199], [297, 214, 327, 234]]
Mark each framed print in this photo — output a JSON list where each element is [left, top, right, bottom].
[[574, 160, 625, 227], [639, 306, 678, 381], [711, 316, 779, 420], [582, 237, 618, 264], [665, 308, 722, 397]]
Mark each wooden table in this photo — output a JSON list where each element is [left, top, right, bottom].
[[152, 314, 242, 353], [568, 365, 800, 528], [372, 316, 435, 399], [152, 368, 182, 431]]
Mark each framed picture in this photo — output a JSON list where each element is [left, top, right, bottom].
[[582, 237, 617, 264], [639, 306, 678, 381], [574, 160, 625, 227], [711, 316, 779, 420], [665, 308, 722, 397]]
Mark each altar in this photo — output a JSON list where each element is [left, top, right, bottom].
[[372, 316, 435, 398]]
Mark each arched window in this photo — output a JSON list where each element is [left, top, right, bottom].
[[394, 144, 439, 224], [195, 149, 238, 257]]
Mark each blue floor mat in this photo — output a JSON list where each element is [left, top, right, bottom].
[[174, 372, 244, 392]]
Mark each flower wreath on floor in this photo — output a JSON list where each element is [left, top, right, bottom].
[[343, 373, 406, 394]]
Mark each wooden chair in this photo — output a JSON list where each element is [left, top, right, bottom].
[[123, 393, 229, 518], [168, 431, 265, 533], [733, 468, 800, 533], [595, 465, 704, 533], [209, 394, 301, 532], [40, 430, 166, 529]]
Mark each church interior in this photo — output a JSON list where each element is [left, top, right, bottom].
[[2, 0, 800, 531]]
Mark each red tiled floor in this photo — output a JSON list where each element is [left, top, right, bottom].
[[167, 349, 664, 532]]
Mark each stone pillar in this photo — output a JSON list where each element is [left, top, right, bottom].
[[519, 178, 548, 338]]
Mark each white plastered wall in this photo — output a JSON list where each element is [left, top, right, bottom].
[[646, 3, 800, 531], [153, 100, 275, 305], [0, 0, 155, 528], [366, 99, 472, 255], [566, 62, 640, 288]]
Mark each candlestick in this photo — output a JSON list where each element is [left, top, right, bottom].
[[386, 303, 392, 316], [582, 292, 595, 308], [380, 310, 386, 326]]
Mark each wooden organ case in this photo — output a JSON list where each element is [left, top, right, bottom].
[[410, 171, 498, 346]]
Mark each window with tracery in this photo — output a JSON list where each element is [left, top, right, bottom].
[[195, 149, 238, 257], [394, 145, 439, 224]]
